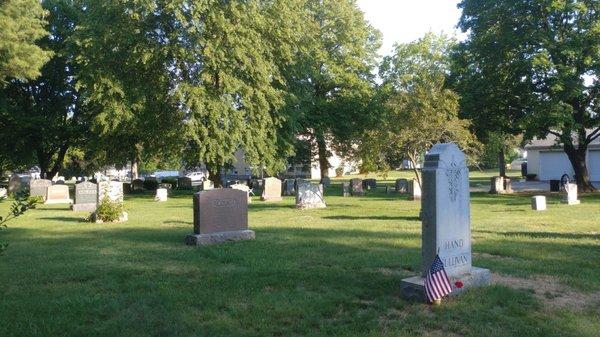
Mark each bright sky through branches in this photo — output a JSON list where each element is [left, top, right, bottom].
[[357, 0, 463, 57]]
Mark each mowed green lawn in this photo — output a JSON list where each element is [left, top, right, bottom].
[[1, 171, 599, 337]]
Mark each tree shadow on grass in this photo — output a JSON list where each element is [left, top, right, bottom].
[[323, 215, 420, 221], [38, 216, 88, 223]]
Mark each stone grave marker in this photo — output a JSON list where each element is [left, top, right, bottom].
[[320, 177, 331, 188], [0, 188, 7, 199], [230, 183, 252, 204], [177, 177, 193, 190], [350, 178, 364, 196], [30, 179, 52, 199], [395, 179, 408, 194], [44, 185, 73, 204], [363, 178, 377, 190], [562, 183, 580, 205], [98, 181, 124, 203], [261, 177, 282, 201], [296, 183, 326, 209], [401, 143, 491, 302], [185, 189, 255, 246], [8, 174, 30, 195], [341, 182, 350, 197], [72, 181, 97, 212], [408, 179, 421, 200], [155, 188, 168, 202], [531, 195, 547, 211], [201, 180, 214, 191], [283, 179, 296, 196], [131, 179, 144, 192]]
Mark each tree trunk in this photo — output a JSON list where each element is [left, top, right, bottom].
[[316, 134, 329, 179], [131, 159, 139, 180], [563, 144, 595, 192], [208, 165, 222, 188], [408, 151, 421, 188], [498, 149, 506, 178]]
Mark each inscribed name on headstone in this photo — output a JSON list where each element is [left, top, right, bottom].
[[45, 185, 72, 204], [401, 143, 490, 302], [98, 181, 123, 203], [73, 181, 98, 212], [155, 188, 168, 202], [261, 177, 282, 201], [296, 183, 326, 209], [177, 177, 192, 190], [350, 178, 364, 196], [395, 179, 408, 194], [185, 189, 254, 246], [30, 179, 52, 198]]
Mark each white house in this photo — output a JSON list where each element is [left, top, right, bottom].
[[525, 133, 600, 181]]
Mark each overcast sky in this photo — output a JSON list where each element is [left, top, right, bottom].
[[356, 0, 464, 57]]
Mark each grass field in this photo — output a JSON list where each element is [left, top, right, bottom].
[[1, 170, 599, 337]]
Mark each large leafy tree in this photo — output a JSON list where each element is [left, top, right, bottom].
[[283, 0, 381, 178], [362, 34, 480, 185], [0, 0, 51, 85], [457, 0, 600, 190], [0, 0, 87, 179]]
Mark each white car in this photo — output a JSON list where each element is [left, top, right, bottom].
[[186, 171, 207, 182]]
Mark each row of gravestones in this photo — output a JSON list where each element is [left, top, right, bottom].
[[184, 143, 491, 303]]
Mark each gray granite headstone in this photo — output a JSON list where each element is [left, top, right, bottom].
[[8, 174, 30, 195], [30, 179, 52, 199], [363, 179, 377, 190], [395, 179, 408, 194], [185, 189, 254, 246], [350, 178, 364, 196], [177, 177, 193, 190], [73, 181, 98, 212], [341, 182, 350, 197], [261, 177, 282, 201], [401, 143, 491, 302], [296, 183, 326, 209], [283, 179, 296, 196]]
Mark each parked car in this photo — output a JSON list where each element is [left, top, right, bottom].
[[186, 171, 207, 182]]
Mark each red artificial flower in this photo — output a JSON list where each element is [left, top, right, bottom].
[[455, 280, 464, 289]]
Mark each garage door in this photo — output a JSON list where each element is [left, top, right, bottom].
[[588, 150, 600, 182], [539, 151, 574, 181]]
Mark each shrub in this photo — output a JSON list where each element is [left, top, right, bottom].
[[143, 179, 159, 190], [94, 197, 124, 223]]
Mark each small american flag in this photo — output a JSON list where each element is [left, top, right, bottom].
[[425, 255, 453, 302]]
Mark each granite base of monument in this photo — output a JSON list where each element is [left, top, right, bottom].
[[72, 203, 97, 212], [400, 267, 491, 302], [185, 230, 255, 246]]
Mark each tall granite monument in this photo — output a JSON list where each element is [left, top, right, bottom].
[[185, 189, 255, 246], [401, 143, 491, 302]]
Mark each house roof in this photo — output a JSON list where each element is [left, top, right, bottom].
[[525, 130, 600, 150]]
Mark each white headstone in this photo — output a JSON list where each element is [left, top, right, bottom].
[[98, 181, 123, 203], [44, 185, 73, 204], [0, 188, 7, 199], [230, 183, 252, 203], [296, 183, 326, 209], [562, 183, 580, 205], [408, 179, 421, 200], [531, 195, 547, 210], [155, 188, 168, 202]]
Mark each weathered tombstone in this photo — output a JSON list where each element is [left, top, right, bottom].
[[72, 181, 98, 212], [8, 174, 30, 195], [350, 178, 364, 196], [320, 177, 331, 188], [341, 182, 350, 197], [261, 177, 282, 201], [296, 183, 326, 209], [503, 178, 513, 194], [401, 143, 491, 302], [562, 183, 580, 205], [230, 183, 252, 204], [489, 176, 504, 194], [30, 179, 52, 199], [531, 195, 547, 211], [177, 177, 193, 190], [283, 179, 296, 196], [98, 181, 124, 203], [44, 185, 72, 204], [155, 188, 168, 202], [202, 180, 214, 191], [363, 178, 377, 190], [0, 188, 7, 199], [395, 179, 408, 194], [185, 189, 255, 246], [131, 179, 144, 192], [159, 183, 172, 190], [408, 179, 421, 200]]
